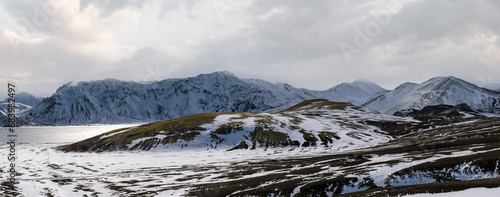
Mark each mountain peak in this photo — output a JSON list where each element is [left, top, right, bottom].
[[426, 76, 467, 84], [199, 71, 237, 78], [421, 76, 481, 93], [4, 91, 43, 106], [394, 82, 418, 91], [328, 79, 386, 95]]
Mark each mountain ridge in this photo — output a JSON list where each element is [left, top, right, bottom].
[[22, 72, 384, 125]]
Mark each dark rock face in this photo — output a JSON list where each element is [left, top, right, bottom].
[[394, 103, 476, 117], [227, 141, 249, 151]]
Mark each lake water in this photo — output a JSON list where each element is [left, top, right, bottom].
[[0, 124, 140, 144]]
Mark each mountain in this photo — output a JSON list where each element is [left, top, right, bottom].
[[24, 72, 311, 125], [362, 76, 500, 115], [0, 92, 41, 124], [26, 72, 500, 125], [58, 99, 413, 152], [3, 92, 43, 107], [327, 79, 387, 104], [21, 72, 384, 125]]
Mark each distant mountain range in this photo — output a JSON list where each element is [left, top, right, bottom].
[[2, 72, 500, 125]]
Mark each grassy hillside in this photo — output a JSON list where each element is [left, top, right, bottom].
[[58, 99, 409, 152]]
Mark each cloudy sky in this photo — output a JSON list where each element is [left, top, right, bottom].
[[1, 0, 500, 97]]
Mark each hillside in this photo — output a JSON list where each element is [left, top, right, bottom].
[[58, 99, 413, 152]]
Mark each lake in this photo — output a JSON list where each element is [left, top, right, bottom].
[[0, 124, 140, 144]]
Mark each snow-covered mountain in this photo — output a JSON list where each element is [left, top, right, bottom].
[[23, 72, 384, 125], [327, 79, 387, 104], [0, 92, 42, 123], [362, 76, 500, 114], [24, 72, 500, 125], [4, 92, 43, 107]]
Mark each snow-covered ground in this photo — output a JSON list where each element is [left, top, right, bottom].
[[0, 143, 363, 196], [1, 140, 497, 196], [405, 187, 500, 197], [2, 105, 498, 196]]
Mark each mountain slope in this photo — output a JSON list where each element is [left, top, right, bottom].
[[22, 72, 384, 125], [58, 99, 414, 152], [362, 76, 500, 114]]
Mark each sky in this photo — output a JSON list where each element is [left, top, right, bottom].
[[1, 0, 500, 97]]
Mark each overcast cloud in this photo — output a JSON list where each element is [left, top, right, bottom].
[[1, 0, 500, 97]]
